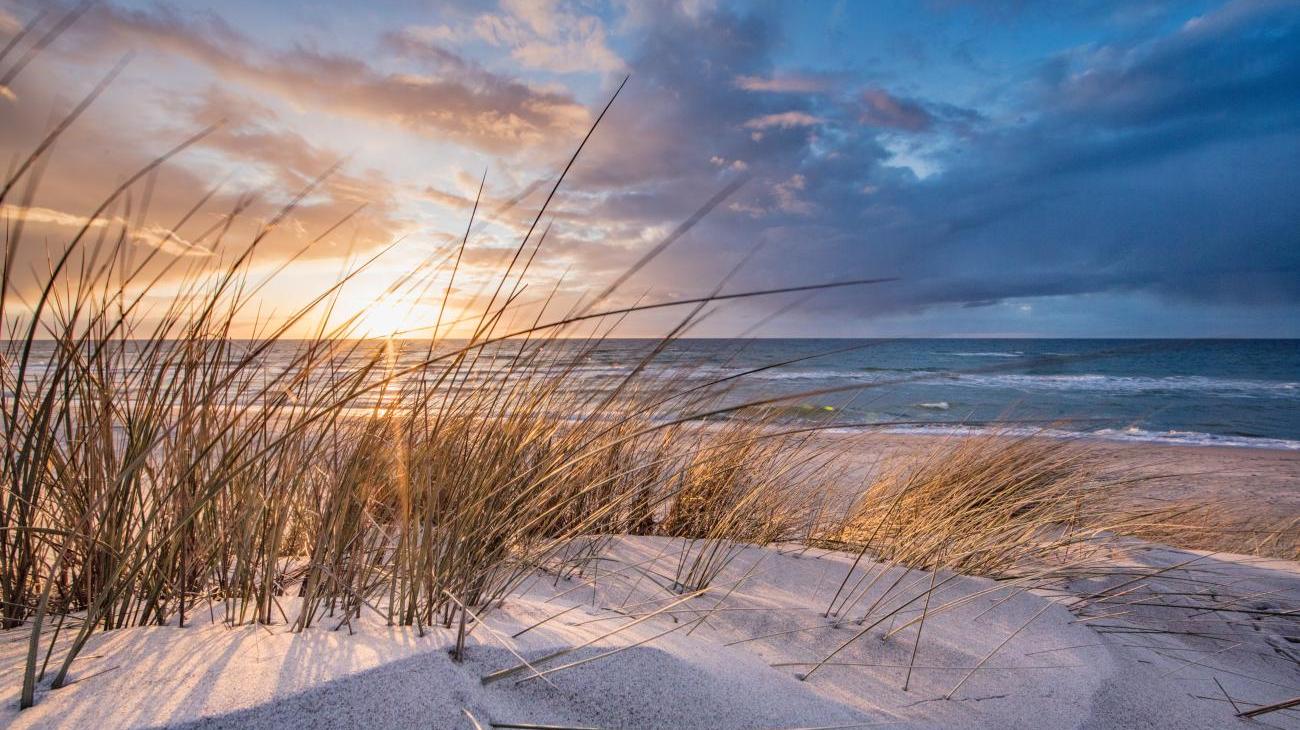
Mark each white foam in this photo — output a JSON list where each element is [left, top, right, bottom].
[[1090, 427, 1300, 450], [862, 423, 1300, 450], [952, 373, 1299, 397], [915, 401, 950, 410]]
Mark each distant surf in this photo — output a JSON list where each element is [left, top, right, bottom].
[[915, 401, 950, 410], [20, 338, 1298, 450], [605, 338, 1300, 450], [870, 424, 1300, 450]]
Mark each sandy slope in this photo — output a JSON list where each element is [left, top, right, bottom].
[[2, 537, 1297, 729]]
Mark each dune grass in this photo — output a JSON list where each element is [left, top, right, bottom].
[[825, 431, 1170, 577], [0, 17, 893, 707]]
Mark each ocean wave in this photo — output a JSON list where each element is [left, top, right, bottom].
[[1089, 427, 1300, 450], [952, 373, 1299, 397], [853, 424, 1300, 450], [744, 370, 840, 381], [915, 401, 950, 410], [653, 366, 878, 382], [651, 368, 1298, 396], [946, 351, 1023, 358]]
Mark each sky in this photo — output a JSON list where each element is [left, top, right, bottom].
[[1, 0, 1298, 338]]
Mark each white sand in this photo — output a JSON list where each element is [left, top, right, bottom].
[[2, 537, 1296, 729]]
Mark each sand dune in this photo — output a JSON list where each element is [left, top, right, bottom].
[[3, 536, 1295, 729]]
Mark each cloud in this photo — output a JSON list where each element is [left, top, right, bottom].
[[74, 2, 591, 153], [4, 0, 1297, 336], [0, 56, 410, 314], [742, 111, 823, 130], [858, 89, 933, 132], [472, 0, 624, 74], [4, 205, 212, 256], [552, 0, 1300, 333], [734, 73, 831, 93], [772, 174, 813, 215], [1034, 0, 1300, 133], [403, 24, 458, 44]]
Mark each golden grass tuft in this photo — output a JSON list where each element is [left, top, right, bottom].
[[825, 431, 1176, 577]]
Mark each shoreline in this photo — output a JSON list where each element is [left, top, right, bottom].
[[868, 425, 1300, 452]]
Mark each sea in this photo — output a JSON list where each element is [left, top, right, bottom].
[[12, 338, 1300, 450], [521, 338, 1300, 450]]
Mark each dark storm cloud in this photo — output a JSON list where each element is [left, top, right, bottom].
[[563, 0, 1300, 328], [551, 4, 900, 286]]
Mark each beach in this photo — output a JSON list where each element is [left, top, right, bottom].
[[2, 535, 1295, 729], [3, 1, 1297, 725], [2, 436, 1296, 729]]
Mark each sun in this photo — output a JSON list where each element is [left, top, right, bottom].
[[352, 299, 426, 338]]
